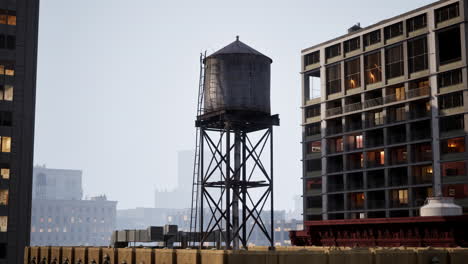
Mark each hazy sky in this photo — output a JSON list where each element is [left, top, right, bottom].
[[34, 0, 434, 210]]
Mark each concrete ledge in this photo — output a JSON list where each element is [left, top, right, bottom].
[[23, 246, 468, 264]]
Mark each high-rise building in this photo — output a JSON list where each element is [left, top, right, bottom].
[[154, 150, 193, 209], [301, 0, 468, 221], [0, 0, 39, 263], [30, 167, 117, 247]]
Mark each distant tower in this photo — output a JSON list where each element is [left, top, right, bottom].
[[190, 37, 279, 249]]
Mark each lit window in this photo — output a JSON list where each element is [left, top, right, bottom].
[[5, 66, 13, 76], [39, 228, 43, 233], [47, 228, 51, 233], [4, 85, 13, 101], [0, 137, 11, 153], [0, 216, 7, 232], [48, 217, 52, 223], [0, 168, 9, 179], [31, 226, 35, 233], [40, 217, 44, 223], [356, 135, 363, 149], [441, 137, 465, 154], [6, 13, 15, 26], [380, 151, 385, 165], [0, 190, 7, 205]]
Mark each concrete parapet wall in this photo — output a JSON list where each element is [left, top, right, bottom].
[[23, 247, 468, 264]]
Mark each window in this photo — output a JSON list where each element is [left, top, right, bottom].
[[364, 52, 381, 84], [306, 196, 322, 208], [306, 178, 322, 191], [441, 137, 465, 154], [386, 45, 404, 79], [0, 64, 14, 77], [407, 14, 427, 32], [408, 37, 428, 73], [305, 123, 321, 136], [356, 135, 363, 149], [384, 22, 403, 40], [0, 137, 10, 153], [441, 161, 466, 177], [363, 30, 381, 47], [438, 27, 461, 65], [345, 58, 360, 90], [307, 141, 321, 154], [326, 44, 341, 59], [6, 36, 14, 50], [305, 51, 320, 66], [344, 37, 360, 53], [305, 105, 320, 118], [0, 10, 16, 26], [0, 112, 11, 127], [326, 64, 341, 95], [306, 159, 321, 172], [0, 85, 13, 101], [0, 190, 7, 205], [0, 168, 9, 180], [438, 69, 462, 88], [435, 2, 460, 23], [440, 114, 464, 133], [392, 189, 408, 205], [439, 91, 463, 110], [0, 216, 6, 232]]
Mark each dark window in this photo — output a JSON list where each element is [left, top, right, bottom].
[[440, 114, 464, 133], [306, 141, 321, 154], [0, 36, 4, 49], [441, 161, 466, 177], [345, 58, 360, 90], [363, 30, 381, 47], [439, 69, 463, 88], [407, 14, 427, 32], [306, 215, 322, 221], [305, 51, 320, 66], [408, 37, 428, 73], [305, 123, 321, 136], [0, 243, 5, 259], [364, 52, 382, 84], [438, 26, 461, 65], [0, 112, 12, 127], [344, 37, 360, 53], [6, 35, 14, 50], [385, 45, 404, 79], [305, 105, 320, 118], [307, 196, 322, 208], [326, 64, 341, 95], [306, 159, 321, 172], [435, 2, 460, 23], [326, 44, 341, 59], [439, 91, 463, 110], [384, 22, 403, 39]]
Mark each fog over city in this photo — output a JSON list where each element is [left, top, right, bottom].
[[34, 0, 433, 210]]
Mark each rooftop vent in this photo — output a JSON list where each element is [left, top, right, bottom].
[[348, 23, 362, 33]]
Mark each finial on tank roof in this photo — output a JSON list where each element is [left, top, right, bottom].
[[236, 35, 239, 41]]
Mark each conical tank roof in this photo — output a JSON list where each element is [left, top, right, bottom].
[[208, 36, 272, 62]]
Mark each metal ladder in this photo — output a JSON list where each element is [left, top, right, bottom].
[[189, 52, 206, 246]]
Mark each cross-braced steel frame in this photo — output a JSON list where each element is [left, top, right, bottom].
[[196, 113, 278, 250]]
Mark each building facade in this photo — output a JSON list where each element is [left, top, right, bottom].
[[30, 167, 117, 246], [301, 0, 468, 221], [0, 0, 39, 263]]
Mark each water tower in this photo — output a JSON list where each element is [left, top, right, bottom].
[[190, 37, 279, 250]]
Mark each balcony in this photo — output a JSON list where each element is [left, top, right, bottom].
[[368, 199, 386, 210], [407, 86, 430, 99], [365, 117, 385, 128], [388, 134, 406, 145], [364, 97, 383, 108], [346, 122, 362, 132], [387, 112, 407, 124], [326, 106, 342, 117], [326, 126, 343, 136], [344, 102, 363, 113]]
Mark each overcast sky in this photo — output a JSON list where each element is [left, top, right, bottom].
[[34, 0, 434, 210]]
